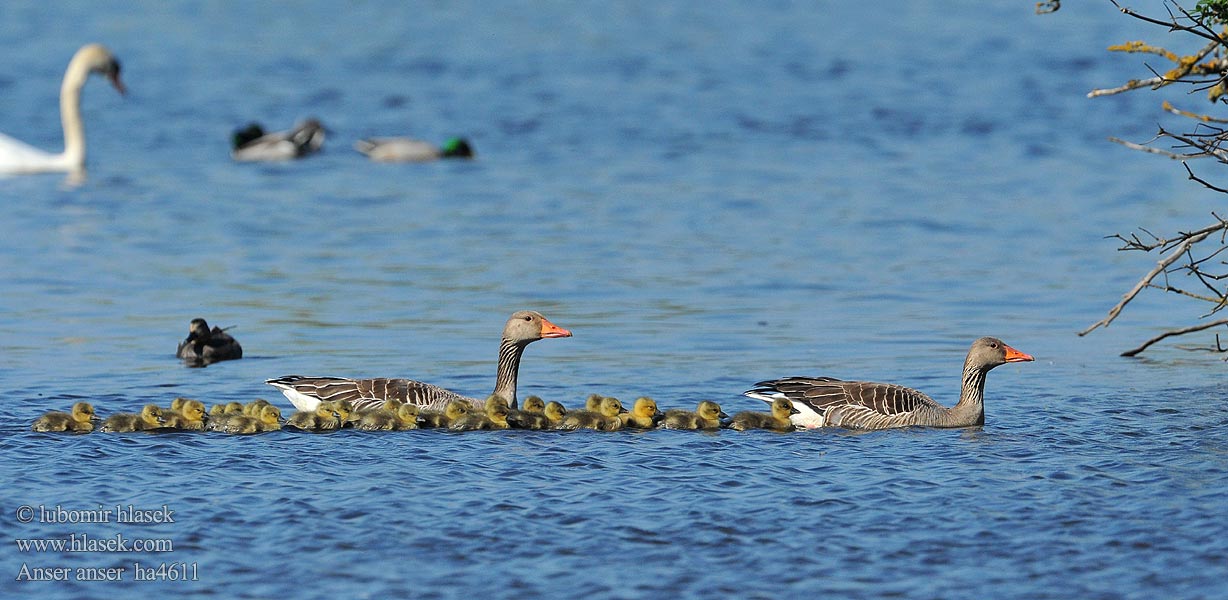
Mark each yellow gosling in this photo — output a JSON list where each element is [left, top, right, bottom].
[[728, 398, 799, 432], [163, 399, 207, 431], [621, 397, 663, 429], [559, 397, 626, 431], [450, 398, 511, 431], [32, 402, 98, 432], [101, 404, 165, 432], [419, 400, 472, 428], [660, 401, 727, 430], [286, 402, 342, 431], [543, 401, 568, 427]]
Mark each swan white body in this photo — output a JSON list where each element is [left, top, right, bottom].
[[0, 44, 124, 176]]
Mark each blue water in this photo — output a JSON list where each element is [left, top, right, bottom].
[[3, 1, 1227, 598]]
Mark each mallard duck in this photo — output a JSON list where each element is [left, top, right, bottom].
[[100, 404, 165, 432], [728, 398, 799, 432], [450, 396, 512, 431], [285, 402, 341, 431], [660, 401, 727, 430], [419, 399, 473, 428], [176, 318, 242, 365], [162, 399, 207, 431], [32, 402, 98, 432], [231, 118, 326, 161], [621, 397, 663, 429], [0, 44, 124, 176], [559, 397, 626, 431], [354, 136, 474, 162]]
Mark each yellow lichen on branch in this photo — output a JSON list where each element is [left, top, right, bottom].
[[1108, 40, 1180, 62]]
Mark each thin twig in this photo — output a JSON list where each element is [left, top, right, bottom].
[[1120, 318, 1228, 356], [1079, 228, 1217, 336]]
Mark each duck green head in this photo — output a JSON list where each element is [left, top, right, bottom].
[[231, 123, 265, 149], [441, 137, 474, 159]]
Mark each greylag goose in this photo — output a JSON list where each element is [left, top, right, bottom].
[[743, 337, 1033, 430], [621, 397, 663, 429], [231, 118, 326, 161], [266, 310, 571, 412], [100, 404, 165, 432], [354, 136, 474, 162], [32, 402, 98, 432], [659, 401, 727, 430], [0, 44, 124, 176], [177, 318, 243, 365], [728, 398, 799, 432]]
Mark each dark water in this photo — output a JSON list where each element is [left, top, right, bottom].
[[2, 2, 1227, 599]]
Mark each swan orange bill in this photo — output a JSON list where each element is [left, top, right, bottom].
[[1003, 345, 1033, 363], [539, 318, 572, 339]]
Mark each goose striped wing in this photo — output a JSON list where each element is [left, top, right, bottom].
[[265, 375, 476, 412], [744, 376, 940, 428]]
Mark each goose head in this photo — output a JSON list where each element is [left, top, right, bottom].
[[503, 310, 572, 347], [967, 337, 1034, 371]]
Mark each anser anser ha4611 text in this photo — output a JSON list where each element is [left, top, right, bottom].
[[266, 310, 571, 412], [743, 337, 1033, 430]]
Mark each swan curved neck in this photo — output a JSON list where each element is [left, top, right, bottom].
[[59, 58, 91, 169], [491, 338, 527, 409]]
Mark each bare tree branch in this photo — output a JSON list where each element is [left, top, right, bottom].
[[1120, 318, 1228, 356], [1079, 227, 1218, 336]]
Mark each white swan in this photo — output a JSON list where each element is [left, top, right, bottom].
[[0, 44, 125, 176]]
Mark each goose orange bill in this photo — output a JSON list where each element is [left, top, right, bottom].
[[540, 318, 572, 338], [1004, 344, 1034, 363]]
